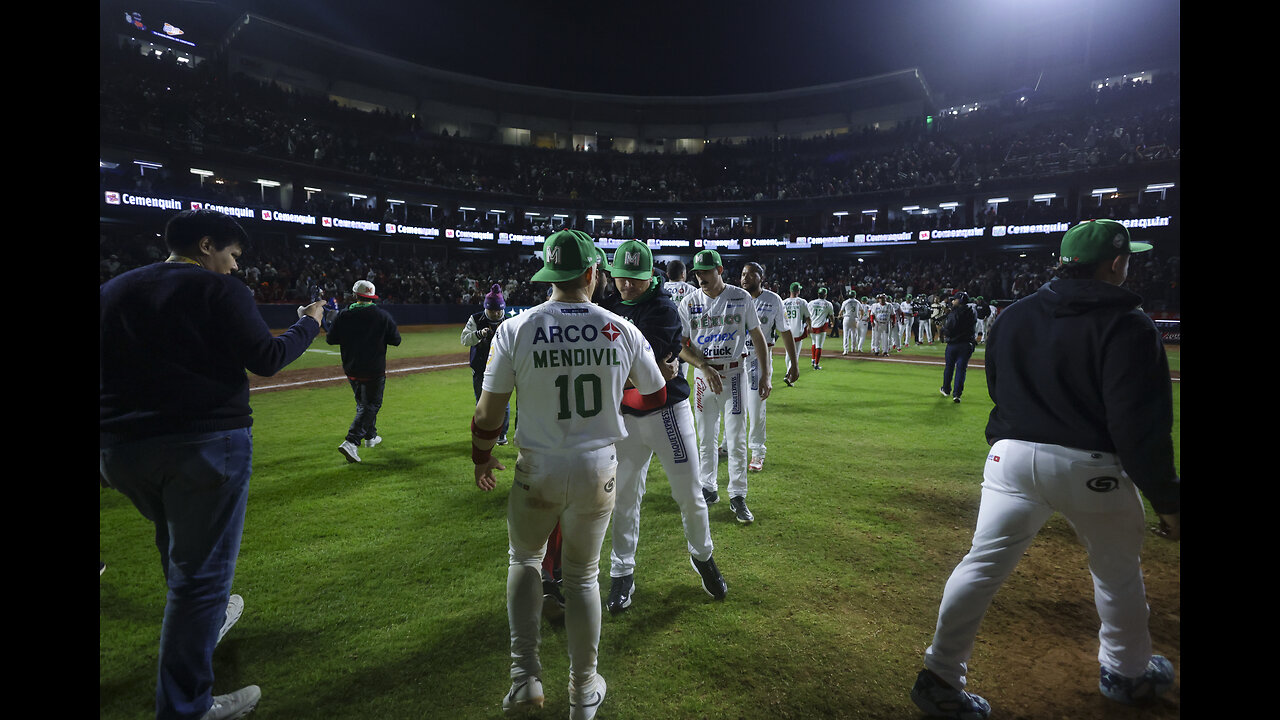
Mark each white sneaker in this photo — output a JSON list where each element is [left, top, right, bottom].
[[339, 441, 361, 463], [217, 594, 244, 645], [569, 675, 606, 720], [748, 456, 764, 472], [502, 676, 544, 714], [200, 685, 260, 720], [363, 436, 382, 448]]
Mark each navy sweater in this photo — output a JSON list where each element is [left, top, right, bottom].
[[983, 279, 1179, 514], [100, 262, 320, 444]]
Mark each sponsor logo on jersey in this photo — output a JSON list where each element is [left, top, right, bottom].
[[687, 304, 705, 315], [988, 454, 1000, 462], [559, 307, 587, 314], [697, 331, 738, 344], [1086, 476, 1119, 492], [601, 322, 622, 341], [532, 324, 600, 344]]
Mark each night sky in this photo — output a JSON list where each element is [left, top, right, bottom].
[[124, 0, 1180, 101]]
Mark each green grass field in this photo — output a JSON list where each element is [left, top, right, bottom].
[[100, 329, 1180, 719]]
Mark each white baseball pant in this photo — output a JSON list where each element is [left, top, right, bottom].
[[506, 445, 617, 691], [917, 318, 933, 344], [842, 318, 857, 353], [692, 366, 749, 499], [610, 400, 713, 578], [923, 439, 1154, 690], [872, 322, 891, 354], [744, 350, 771, 459], [855, 320, 868, 351]]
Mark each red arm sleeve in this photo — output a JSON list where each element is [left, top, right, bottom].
[[621, 386, 667, 411]]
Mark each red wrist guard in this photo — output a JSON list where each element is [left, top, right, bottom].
[[471, 416, 502, 440], [472, 443, 492, 465]]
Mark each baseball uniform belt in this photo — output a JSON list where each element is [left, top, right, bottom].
[[705, 361, 741, 371]]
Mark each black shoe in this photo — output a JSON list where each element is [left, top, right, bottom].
[[689, 555, 728, 600], [729, 496, 754, 524], [542, 570, 565, 621], [939, 387, 949, 398], [497, 435, 508, 446], [953, 396, 961, 404], [702, 487, 720, 505], [606, 574, 634, 614]]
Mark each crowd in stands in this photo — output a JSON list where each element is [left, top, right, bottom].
[[100, 40, 1178, 222], [99, 225, 1179, 313]]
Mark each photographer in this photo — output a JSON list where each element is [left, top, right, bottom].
[[461, 284, 510, 444]]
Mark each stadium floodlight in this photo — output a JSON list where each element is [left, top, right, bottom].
[[938, 202, 959, 209], [902, 205, 920, 212], [490, 209, 506, 214], [255, 179, 281, 187], [645, 217, 662, 221], [1033, 193, 1056, 201], [189, 168, 214, 177], [673, 217, 688, 221], [458, 206, 476, 211], [986, 197, 1009, 204], [554, 214, 569, 218], [832, 211, 849, 216], [1090, 187, 1118, 195], [303, 186, 323, 193], [1145, 183, 1175, 191], [613, 216, 630, 222], [861, 210, 878, 215], [586, 214, 603, 220], [348, 192, 367, 199], [134, 160, 163, 170], [526, 212, 540, 217], [387, 199, 403, 204]]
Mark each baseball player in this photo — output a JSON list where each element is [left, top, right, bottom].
[[740, 262, 799, 472], [780, 282, 811, 382], [930, 294, 947, 344], [912, 219, 1179, 718], [899, 295, 915, 349], [913, 293, 934, 345], [472, 229, 666, 720], [678, 249, 773, 524], [855, 296, 871, 352], [664, 259, 696, 307], [806, 287, 836, 369], [870, 293, 894, 357], [838, 293, 861, 355], [600, 240, 727, 615]]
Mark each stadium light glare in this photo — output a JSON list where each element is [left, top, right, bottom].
[[387, 199, 403, 204], [938, 202, 959, 209], [348, 192, 367, 199], [303, 186, 323, 193], [1090, 187, 1118, 195], [189, 168, 214, 177], [554, 214, 569, 218], [587, 214, 603, 220], [458, 206, 476, 211], [255, 179, 281, 187], [1033, 193, 1056, 201], [134, 160, 163, 169], [902, 206, 920, 212], [861, 210, 877, 215], [986, 197, 1009, 204], [1145, 183, 1175, 191], [832, 211, 849, 216]]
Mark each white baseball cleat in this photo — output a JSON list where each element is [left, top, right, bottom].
[[363, 436, 382, 448], [748, 456, 764, 472], [503, 676, 544, 714], [569, 675, 606, 720]]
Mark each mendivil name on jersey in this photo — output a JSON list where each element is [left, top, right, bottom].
[[533, 347, 622, 368]]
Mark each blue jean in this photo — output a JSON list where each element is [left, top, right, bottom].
[[346, 376, 386, 443], [942, 341, 976, 399], [100, 428, 253, 720]]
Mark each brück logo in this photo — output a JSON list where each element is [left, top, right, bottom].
[[1086, 476, 1119, 492]]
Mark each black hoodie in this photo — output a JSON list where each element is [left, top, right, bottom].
[[983, 278, 1179, 514]]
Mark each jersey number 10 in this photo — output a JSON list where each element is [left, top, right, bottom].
[[555, 372, 603, 419]]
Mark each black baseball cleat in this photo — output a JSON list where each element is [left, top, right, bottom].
[[729, 496, 754, 524], [702, 487, 720, 505], [542, 569, 565, 621], [689, 555, 728, 600], [605, 574, 634, 614]]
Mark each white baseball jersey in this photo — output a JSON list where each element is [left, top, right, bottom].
[[839, 298, 860, 322], [781, 296, 811, 337], [679, 284, 762, 367], [483, 300, 665, 452], [666, 280, 696, 308], [871, 302, 893, 324], [745, 289, 786, 352], [900, 300, 913, 318], [808, 298, 835, 329]]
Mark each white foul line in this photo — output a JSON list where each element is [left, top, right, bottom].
[[250, 361, 469, 392]]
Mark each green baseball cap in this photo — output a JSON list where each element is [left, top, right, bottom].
[[531, 229, 602, 282], [1059, 219, 1152, 264], [690, 248, 723, 271], [790, 282, 803, 292], [607, 240, 654, 280], [817, 287, 827, 295]]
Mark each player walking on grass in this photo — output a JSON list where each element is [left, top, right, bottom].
[[911, 219, 1181, 719], [328, 279, 401, 463], [472, 229, 666, 720], [838, 293, 861, 355], [806, 287, 835, 369], [740, 262, 799, 472], [101, 209, 324, 720], [870, 293, 893, 356], [781, 282, 811, 383], [678, 249, 773, 524], [600, 240, 728, 615]]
